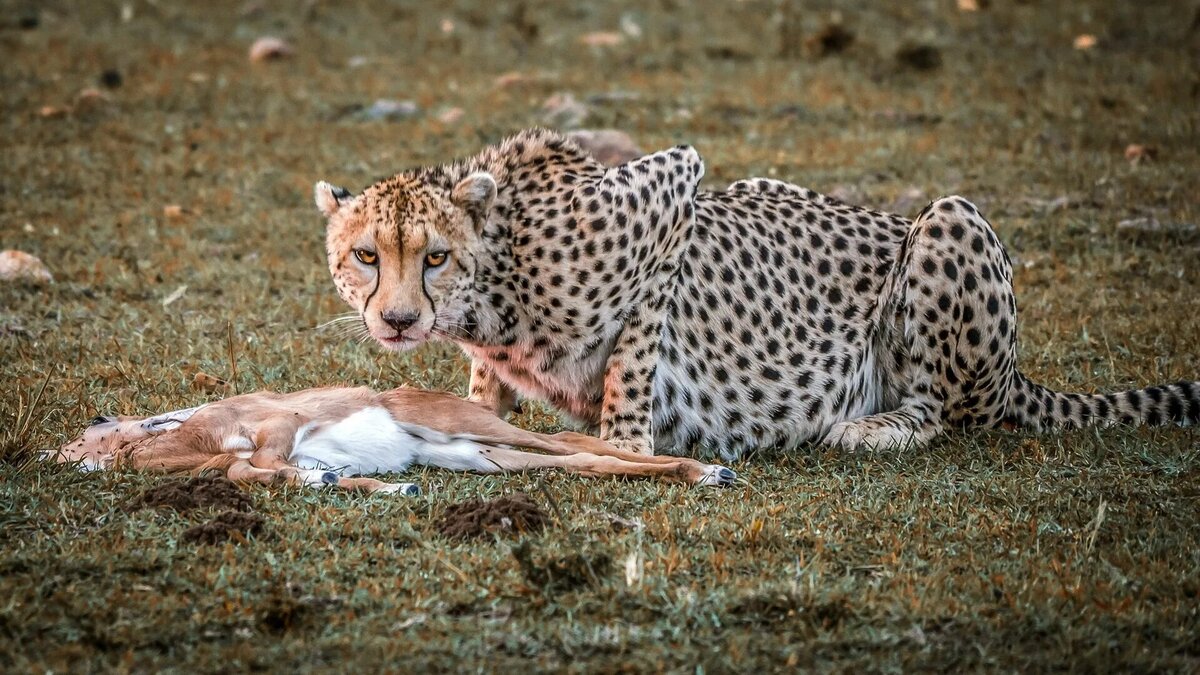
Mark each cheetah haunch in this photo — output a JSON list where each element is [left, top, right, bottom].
[[315, 129, 1198, 459]]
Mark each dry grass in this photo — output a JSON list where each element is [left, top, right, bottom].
[[2, 0, 1198, 671]]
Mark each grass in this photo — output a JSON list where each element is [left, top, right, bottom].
[[2, 0, 1199, 671]]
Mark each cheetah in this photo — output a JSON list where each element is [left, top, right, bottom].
[[315, 128, 1199, 459]]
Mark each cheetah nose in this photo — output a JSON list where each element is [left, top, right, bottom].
[[381, 310, 419, 333]]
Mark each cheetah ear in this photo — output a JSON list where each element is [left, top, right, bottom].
[[314, 181, 353, 218], [451, 172, 497, 226]]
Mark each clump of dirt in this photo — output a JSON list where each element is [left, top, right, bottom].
[[896, 43, 943, 70], [435, 493, 549, 540], [511, 541, 612, 594], [126, 476, 253, 513], [726, 589, 852, 628], [182, 511, 265, 545], [805, 23, 855, 57]]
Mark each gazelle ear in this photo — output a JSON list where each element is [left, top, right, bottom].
[[314, 181, 353, 217], [451, 172, 497, 222]]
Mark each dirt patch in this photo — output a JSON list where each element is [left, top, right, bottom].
[[182, 511, 265, 545], [511, 541, 612, 594], [126, 476, 253, 513], [435, 493, 549, 541]]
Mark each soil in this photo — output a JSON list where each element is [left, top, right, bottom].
[[125, 476, 254, 513], [435, 493, 550, 541], [182, 510, 265, 545]]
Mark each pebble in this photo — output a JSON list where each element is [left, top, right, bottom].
[[578, 32, 624, 47], [437, 107, 465, 125], [541, 92, 589, 129], [356, 99, 420, 121], [249, 37, 292, 62], [1124, 144, 1157, 164], [0, 250, 53, 284], [567, 129, 642, 166]]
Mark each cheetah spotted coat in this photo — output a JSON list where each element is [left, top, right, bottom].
[[327, 129, 1199, 459]]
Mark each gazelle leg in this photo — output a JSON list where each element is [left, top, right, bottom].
[[419, 442, 735, 486]]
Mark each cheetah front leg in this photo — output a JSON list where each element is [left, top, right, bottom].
[[467, 360, 519, 418], [599, 298, 666, 455]]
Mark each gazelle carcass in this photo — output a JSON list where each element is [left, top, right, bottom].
[[53, 387, 736, 494]]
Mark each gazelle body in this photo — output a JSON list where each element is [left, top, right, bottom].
[[54, 387, 735, 492]]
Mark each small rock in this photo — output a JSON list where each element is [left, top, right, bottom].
[[1116, 217, 1197, 235], [567, 129, 642, 166], [249, 37, 292, 62], [74, 88, 110, 110], [192, 371, 231, 393], [100, 69, 123, 88], [493, 71, 529, 88], [1073, 34, 1097, 51], [897, 44, 942, 70], [163, 204, 186, 219], [827, 184, 866, 206], [440, 18, 455, 34], [957, 0, 985, 11], [541, 92, 589, 129], [886, 187, 926, 215], [578, 31, 624, 48], [437, 107, 464, 125], [355, 99, 420, 122], [805, 23, 855, 57], [37, 105, 69, 119], [1124, 144, 1157, 164], [0, 250, 53, 285]]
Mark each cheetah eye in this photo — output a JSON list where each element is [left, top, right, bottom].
[[354, 249, 378, 266], [424, 251, 448, 268]]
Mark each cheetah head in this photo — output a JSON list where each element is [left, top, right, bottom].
[[315, 172, 496, 351]]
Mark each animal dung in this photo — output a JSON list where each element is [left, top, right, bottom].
[[435, 493, 550, 540], [183, 510, 265, 545], [125, 476, 254, 513], [0, 250, 53, 284]]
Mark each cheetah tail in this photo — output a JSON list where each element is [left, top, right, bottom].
[[1004, 371, 1200, 430]]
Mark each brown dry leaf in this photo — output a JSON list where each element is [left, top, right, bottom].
[[1073, 34, 1097, 50], [249, 37, 292, 62], [0, 250, 53, 284], [578, 32, 623, 48], [192, 372, 231, 394], [1123, 144, 1157, 164]]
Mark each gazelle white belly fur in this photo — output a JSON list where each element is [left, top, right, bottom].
[[289, 407, 502, 488]]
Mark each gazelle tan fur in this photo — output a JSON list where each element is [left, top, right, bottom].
[[54, 387, 736, 493]]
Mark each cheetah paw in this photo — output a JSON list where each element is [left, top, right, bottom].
[[821, 421, 917, 452]]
